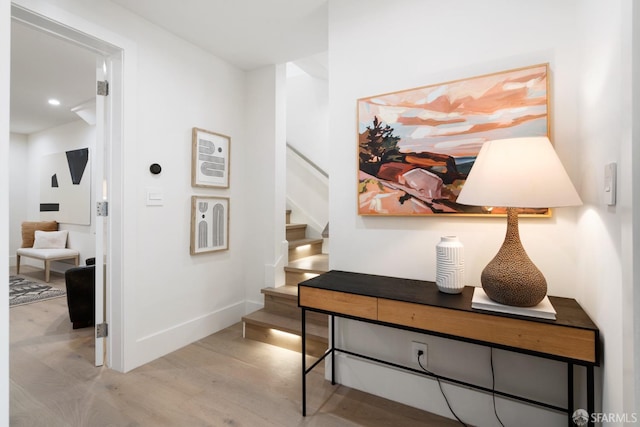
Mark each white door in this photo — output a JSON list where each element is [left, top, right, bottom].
[[94, 58, 109, 367]]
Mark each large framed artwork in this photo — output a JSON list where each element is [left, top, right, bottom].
[[40, 148, 91, 225], [358, 63, 550, 216], [192, 127, 230, 188], [190, 196, 229, 254]]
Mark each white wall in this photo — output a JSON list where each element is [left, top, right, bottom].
[[6, 0, 264, 373], [327, 0, 629, 425], [329, 0, 582, 294], [286, 72, 329, 238], [286, 73, 329, 173], [9, 132, 28, 266], [12, 121, 96, 271], [123, 18, 246, 365], [244, 64, 288, 306], [575, 0, 636, 419], [1, 0, 10, 422], [632, 1, 640, 415], [286, 148, 328, 238]]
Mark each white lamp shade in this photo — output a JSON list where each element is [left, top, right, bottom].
[[456, 137, 582, 208]]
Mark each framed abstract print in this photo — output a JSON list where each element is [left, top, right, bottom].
[[358, 64, 550, 216], [192, 128, 230, 188], [190, 196, 229, 254]]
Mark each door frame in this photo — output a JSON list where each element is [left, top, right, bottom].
[[9, 1, 137, 372]]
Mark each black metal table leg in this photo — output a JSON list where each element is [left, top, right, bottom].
[[302, 307, 307, 416], [331, 315, 335, 385], [567, 363, 574, 427], [587, 365, 594, 427]]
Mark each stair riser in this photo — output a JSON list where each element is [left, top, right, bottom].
[[305, 311, 328, 325], [264, 294, 300, 319], [288, 242, 322, 261], [263, 294, 327, 324], [243, 210, 329, 356], [244, 323, 327, 358], [286, 227, 307, 241], [285, 270, 321, 286]]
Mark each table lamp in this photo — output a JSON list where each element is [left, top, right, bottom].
[[456, 137, 582, 307]]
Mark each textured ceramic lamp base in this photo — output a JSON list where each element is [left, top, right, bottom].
[[481, 208, 547, 307]]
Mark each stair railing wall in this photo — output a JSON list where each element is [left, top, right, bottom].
[[286, 143, 329, 240]]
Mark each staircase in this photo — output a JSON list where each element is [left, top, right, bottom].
[[242, 210, 329, 357]]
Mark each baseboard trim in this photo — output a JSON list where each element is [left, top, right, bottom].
[[131, 301, 245, 370], [245, 300, 263, 314], [332, 353, 565, 426]]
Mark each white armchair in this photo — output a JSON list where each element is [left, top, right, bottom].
[[16, 221, 79, 282]]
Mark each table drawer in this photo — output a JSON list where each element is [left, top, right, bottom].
[[299, 287, 377, 320], [378, 299, 596, 363]]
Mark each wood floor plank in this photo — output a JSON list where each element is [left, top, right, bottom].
[[10, 266, 460, 426]]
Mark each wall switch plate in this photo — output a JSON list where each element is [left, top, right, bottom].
[[146, 187, 164, 206], [604, 162, 617, 206]]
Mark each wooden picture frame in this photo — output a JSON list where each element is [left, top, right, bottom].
[[192, 128, 230, 188], [357, 63, 550, 216], [190, 196, 229, 254]]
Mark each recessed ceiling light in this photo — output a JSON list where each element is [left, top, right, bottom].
[[48, 98, 61, 106]]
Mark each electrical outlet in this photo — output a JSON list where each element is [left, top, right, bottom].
[[411, 341, 427, 367]]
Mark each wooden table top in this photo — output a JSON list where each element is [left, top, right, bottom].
[[299, 270, 599, 332]]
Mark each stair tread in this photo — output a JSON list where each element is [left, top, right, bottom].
[[261, 285, 298, 300], [244, 209, 330, 352], [286, 254, 329, 273], [242, 309, 327, 341], [286, 223, 307, 229]]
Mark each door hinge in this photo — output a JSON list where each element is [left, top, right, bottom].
[[97, 80, 109, 96], [97, 201, 109, 217], [96, 322, 108, 338]]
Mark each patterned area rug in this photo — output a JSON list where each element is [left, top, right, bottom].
[[9, 275, 66, 307]]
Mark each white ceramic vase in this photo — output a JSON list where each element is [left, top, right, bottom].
[[436, 236, 465, 294]]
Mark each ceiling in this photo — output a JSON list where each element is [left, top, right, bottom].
[[10, 20, 98, 134], [111, 0, 328, 71], [10, 0, 328, 135]]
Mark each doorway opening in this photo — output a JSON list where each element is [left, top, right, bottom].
[[9, 3, 125, 369]]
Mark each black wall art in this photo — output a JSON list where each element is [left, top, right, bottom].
[[40, 148, 90, 225]]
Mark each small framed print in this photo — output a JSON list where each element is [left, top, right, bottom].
[[190, 196, 229, 254], [192, 128, 230, 188]]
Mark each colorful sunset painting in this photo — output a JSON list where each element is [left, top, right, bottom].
[[357, 64, 549, 216]]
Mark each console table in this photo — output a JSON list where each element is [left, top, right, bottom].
[[298, 270, 599, 426]]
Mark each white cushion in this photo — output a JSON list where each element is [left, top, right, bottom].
[[17, 247, 79, 260], [33, 230, 68, 249]]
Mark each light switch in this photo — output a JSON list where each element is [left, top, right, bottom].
[[146, 188, 164, 206], [604, 162, 616, 206]]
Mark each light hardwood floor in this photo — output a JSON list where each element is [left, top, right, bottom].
[[10, 266, 459, 426]]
